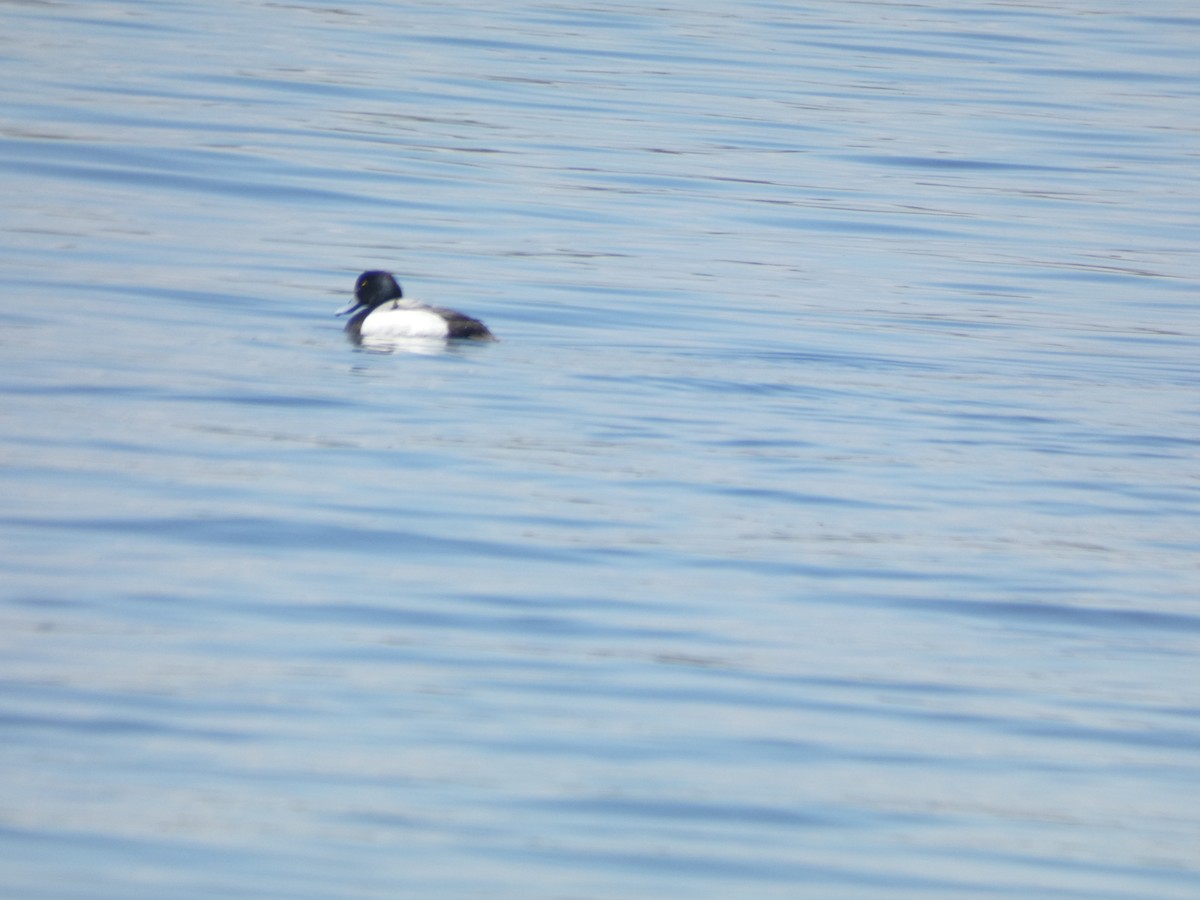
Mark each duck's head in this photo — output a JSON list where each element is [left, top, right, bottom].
[[337, 270, 403, 317]]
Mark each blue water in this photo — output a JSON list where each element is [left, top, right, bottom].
[[2, 1, 1199, 897]]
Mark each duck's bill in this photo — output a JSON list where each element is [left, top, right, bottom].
[[335, 300, 364, 317]]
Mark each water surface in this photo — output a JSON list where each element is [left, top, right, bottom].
[[1, 1, 1198, 897]]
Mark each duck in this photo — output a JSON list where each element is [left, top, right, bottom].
[[337, 271, 495, 343]]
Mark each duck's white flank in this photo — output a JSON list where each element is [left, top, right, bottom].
[[359, 303, 451, 340]]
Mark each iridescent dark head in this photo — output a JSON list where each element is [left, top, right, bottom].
[[338, 270, 403, 318], [354, 271, 403, 308]]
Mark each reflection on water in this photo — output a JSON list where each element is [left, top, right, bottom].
[[1, 1, 1198, 898], [356, 336, 456, 355]]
